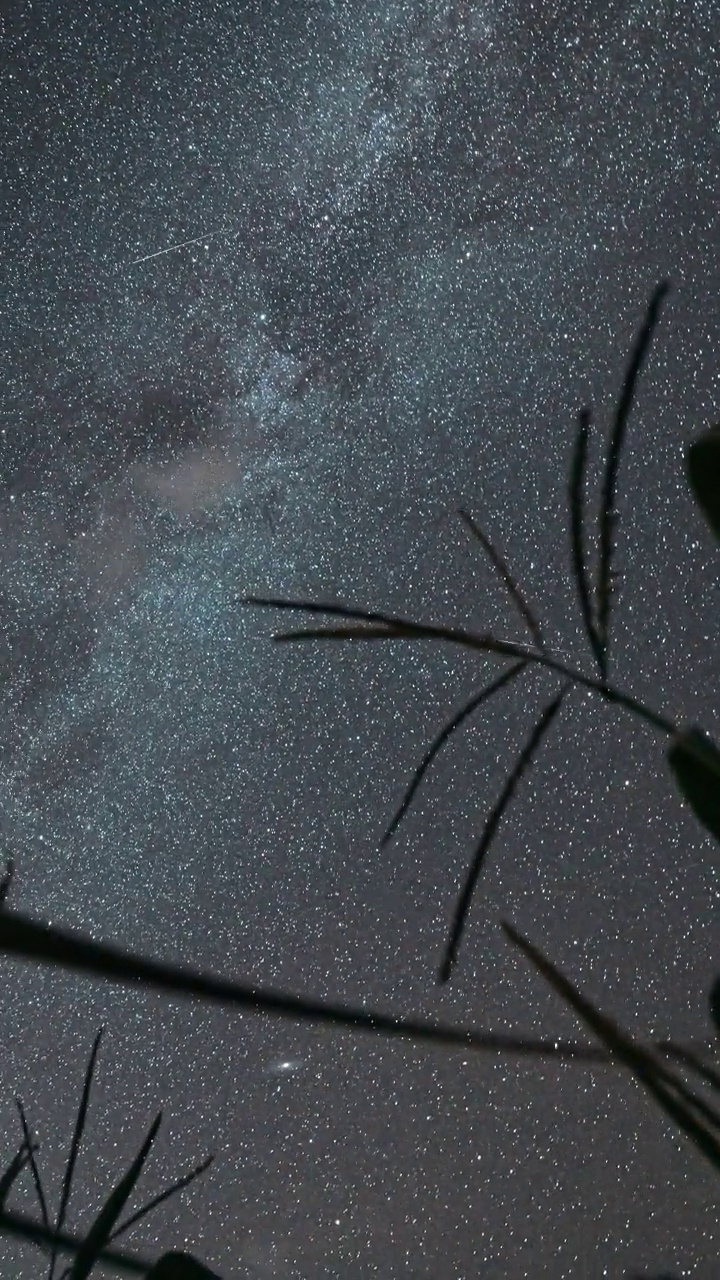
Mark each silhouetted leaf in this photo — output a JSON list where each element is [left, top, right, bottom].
[[457, 509, 546, 650], [667, 727, 720, 845], [687, 423, 720, 541], [664, 1044, 720, 1095], [15, 1099, 50, 1234], [67, 1111, 162, 1280], [145, 1253, 222, 1279], [596, 282, 669, 674], [628, 1273, 682, 1279], [0, 1207, 150, 1273], [0, 908, 697, 1065], [110, 1154, 214, 1245], [503, 920, 720, 1173], [0, 855, 14, 909], [49, 1027, 104, 1280], [439, 688, 567, 984], [568, 407, 603, 671], [381, 661, 528, 847], [0, 1141, 34, 1210]]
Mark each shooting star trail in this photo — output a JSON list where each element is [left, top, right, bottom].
[[129, 228, 236, 266]]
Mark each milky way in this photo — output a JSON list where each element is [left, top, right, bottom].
[[1, 2, 720, 1276]]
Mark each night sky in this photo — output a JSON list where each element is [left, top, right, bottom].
[[1, 2, 720, 1276]]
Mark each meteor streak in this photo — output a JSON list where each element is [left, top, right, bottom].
[[130, 228, 236, 265]]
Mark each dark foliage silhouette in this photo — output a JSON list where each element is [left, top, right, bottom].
[[1, 284, 719, 1274]]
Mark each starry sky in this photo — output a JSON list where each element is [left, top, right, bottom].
[[1, 1, 720, 1276]]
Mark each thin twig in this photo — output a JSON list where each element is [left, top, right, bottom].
[[439, 689, 567, 984], [569, 408, 603, 670], [596, 282, 670, 674], [381, 661, 528, 847], [457, 509, 546, 651]]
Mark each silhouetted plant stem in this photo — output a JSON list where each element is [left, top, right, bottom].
[[0, 1209, 150, 1274], [664, 1045, 720, 1096], [503, 920, 720, 1174], [381, 660, 528, 848], [109, 1154, 215, 1245], [596, 282, 670, 675], [457, 509, 547, 652], [569, 407, 604, 671], [0, 910, 706, 1067], [67, 1110, 163, 1280], [440, 687, 567, 983], [241, 595, 677, 736], [15, 1099, 51, 1236], [49, 1027, 104, 1280]]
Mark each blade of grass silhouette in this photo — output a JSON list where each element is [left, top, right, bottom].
[[457, 509, 546, 651], [240, 597, 676, 735], [66, 1112, 162, 1280], [0, 909, 702, 1065], [596, 282, 670, 675], [16, 1099, 51, 1236], [49, 1027, 104, 1280], [0, 1209, 150, 1273], [569, 408, 603, 671], [109, 1153, 214, 1244], [0, 1141, 35, 1208], [502, 919, 720, 1174], [439, 688, 567, 985], [381, 661, 528, 848]]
